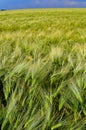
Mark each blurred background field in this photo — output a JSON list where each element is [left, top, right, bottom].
[[0, 9, 86, 130]]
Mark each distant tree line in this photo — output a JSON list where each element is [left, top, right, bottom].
[[0, 9, 6, 11]]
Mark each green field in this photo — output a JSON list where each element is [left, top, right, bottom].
[[0, 9, 86, 130]]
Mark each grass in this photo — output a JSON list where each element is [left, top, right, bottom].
[[0, 8, 86, 130]]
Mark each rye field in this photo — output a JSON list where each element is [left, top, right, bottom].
[[0, 9, 86, 130]]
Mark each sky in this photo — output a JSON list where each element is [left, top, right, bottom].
[[0, 0, 86, 9]]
